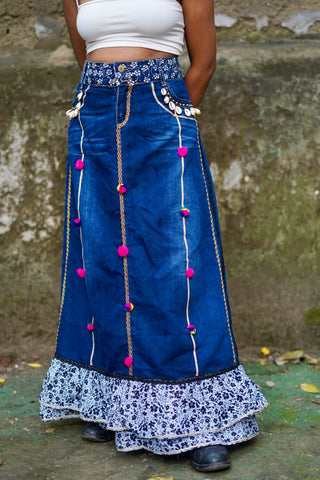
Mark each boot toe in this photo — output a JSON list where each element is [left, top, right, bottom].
[[191, 445, 231, 472], [81, 422, 115, 443]]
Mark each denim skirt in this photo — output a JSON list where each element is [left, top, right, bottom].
[[40, 57, 267, 454]]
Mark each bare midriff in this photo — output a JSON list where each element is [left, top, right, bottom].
[[86, 46, 176, 63]]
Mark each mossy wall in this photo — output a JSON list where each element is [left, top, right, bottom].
[[200, 43, 320, 349]]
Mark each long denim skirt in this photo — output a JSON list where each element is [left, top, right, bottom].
[[40, 57, 267, 454]]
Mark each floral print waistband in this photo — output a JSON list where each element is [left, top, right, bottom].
[[80, 57, 183, 87]]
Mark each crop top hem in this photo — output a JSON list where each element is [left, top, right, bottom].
[[76, 0, 185, 57], [86, 38, 183, 56]]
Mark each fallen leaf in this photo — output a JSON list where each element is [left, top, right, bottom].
[[311, 399, 320, 405], [308, 358, 320, 365], [300, 383, 320, 394], [274, 356, 286, 366], [146, 477, 174, 480], [0, 379, 6, 384], [282, 350, 305, 361], [0, 459, 2, 466], [266, 381, 275, 388], [0, 355, 14, 365], [27, 363, 42, 368], [45, 428, 55, 434], [261, 347, 270, 356], [294, 397, 304, 402], [275, 350, 306, 365]]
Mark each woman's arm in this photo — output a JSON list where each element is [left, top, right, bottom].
[[182, 0, 216, 107], [62, 0, 87, 70]]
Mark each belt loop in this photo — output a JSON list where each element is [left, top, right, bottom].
[[157, 58, 164, 85], [112, 62, 117, 86]]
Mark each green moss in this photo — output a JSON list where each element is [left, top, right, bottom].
[[245, 32, 265, 43], [303, 307, 320, 327]]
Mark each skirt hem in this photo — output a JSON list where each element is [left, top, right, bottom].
[[39, 401, 267, 439], [40, 357, 268, 443], [115, 431, 260, 455]]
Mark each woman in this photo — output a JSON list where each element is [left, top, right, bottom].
[[40, 0, 267, 472]]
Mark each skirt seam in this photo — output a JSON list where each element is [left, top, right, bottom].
[[54, 353, 240, 383]]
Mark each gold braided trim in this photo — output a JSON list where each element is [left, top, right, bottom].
[[116, 85, 134, 375], [56, 165, 72, 348], [196, 123, 237, 364]]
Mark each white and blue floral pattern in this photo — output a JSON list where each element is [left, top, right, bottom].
[[39, 358, 267, 454], [80, 57, 183, 87]]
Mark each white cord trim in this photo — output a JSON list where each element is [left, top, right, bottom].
[[89, 316, 95, 366], [176, 115, 199, 377]]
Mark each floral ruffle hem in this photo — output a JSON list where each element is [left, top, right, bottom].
[[39, 357, 267, 454]]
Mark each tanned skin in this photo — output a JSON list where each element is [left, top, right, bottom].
[[62, 0, 216, 106]]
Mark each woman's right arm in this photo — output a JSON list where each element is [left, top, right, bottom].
[[62, 0, 87, 70]]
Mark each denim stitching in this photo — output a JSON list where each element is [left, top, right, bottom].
[[56, 164, 72, 349], [150, 82, 197, 120], [116, 85, 134, 375], [163, 82, 193, 107]]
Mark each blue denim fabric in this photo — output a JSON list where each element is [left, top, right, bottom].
[[55, 57, 238, 380]]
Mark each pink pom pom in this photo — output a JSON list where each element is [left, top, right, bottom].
[[186, 268, 194, 278], [73, 218, 81, 227], [180, 208, 190, 217], [187, 325, 196, 335], [124, 357, 133, 367], [117, 184, 127, 194], [75, 159, 84, 170], [76, 268, 85, 278], [178, 146, 188, 157], [87, 324, 94, 331], [124, 302, 134, 312], [118, 245, 129, 257]]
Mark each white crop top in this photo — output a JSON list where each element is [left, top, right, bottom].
[[76, 0, 185, 56]]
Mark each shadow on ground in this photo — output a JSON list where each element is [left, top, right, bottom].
[[1, 359, 319, 480]]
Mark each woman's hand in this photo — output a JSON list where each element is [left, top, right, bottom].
[[182, 0, 216, 107], [63, 0, 86, 70]]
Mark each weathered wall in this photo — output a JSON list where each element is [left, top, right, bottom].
[[1, 0, 320, 50], [0, 41, 319, 363], [202, 42, 320, 350]]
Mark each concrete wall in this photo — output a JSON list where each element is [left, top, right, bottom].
[[1, 0, 320, 50], [0, 2, 319, 362]]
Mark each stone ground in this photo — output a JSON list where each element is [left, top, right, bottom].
[[0, 358, 319, 480]]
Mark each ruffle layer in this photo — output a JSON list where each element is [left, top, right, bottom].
[[104, 416, 260, 454], [40, 357, 267, 451]]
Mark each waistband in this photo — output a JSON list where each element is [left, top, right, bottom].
[[81, 57, 183, 87]]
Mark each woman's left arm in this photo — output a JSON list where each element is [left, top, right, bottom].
[[182, 0, 216, 107]]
